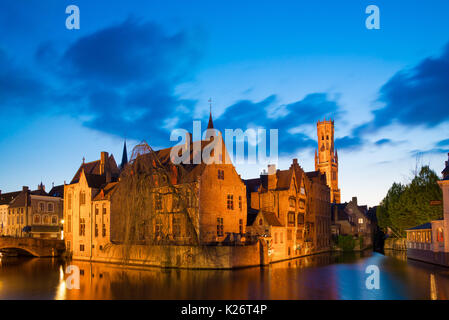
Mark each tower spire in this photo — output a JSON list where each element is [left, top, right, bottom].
[[207, 98, 214, 129], [121, 139, 128, 169]]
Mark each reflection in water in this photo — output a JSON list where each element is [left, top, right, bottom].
[[1, 251, 449, 299]]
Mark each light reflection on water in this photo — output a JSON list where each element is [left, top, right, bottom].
[[1, 251, 449, 300]]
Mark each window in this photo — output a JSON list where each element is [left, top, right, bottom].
[[43, 215, 50, 225], [287, 229, 292, 241], [239, 196, 242, 210], [289, 197, 296, 208], [239, 219, 243, 234], [102, 224, 106, 237], [172, 217, 181, 238], [102, 206, 107, 215], [39, 202, 45, 212], [358, 218, 364, 224], [48, 203, 54, 212], [155, 219, 163, 237], [227, 195, 234, 210], [274, 232, 278, 244], [80, 244, 85, 252], [68, 215, 72, 233], [155, 194, 162, 210], [79, 191, 86, 205], [288, 212, 295, 226], [437, 228, 444, 242], [51, 215, 58, 225], [218, 169, 224, 180], [280, 232, 283, 244], [95, 224, 98, 237], [67, 192, 72, 210], [259, 219, 263, 226], [217, 218, 224, 237], [299, 199, 306, 209], [95, 205, 99, 215], [79, 218, 85, 236]]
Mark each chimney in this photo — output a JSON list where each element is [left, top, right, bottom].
[[352, 197, 358, 206], [292, 158, 298, 165], [267, 164, 277, 190], [100, 152, 108, 176], [23, 186, 29, 192]]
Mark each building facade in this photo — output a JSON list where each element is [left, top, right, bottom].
[[4, 185, 63, 239], [406, 153, 449, 266], [315, 119, 341, 203], [245, 159, 331, 262]]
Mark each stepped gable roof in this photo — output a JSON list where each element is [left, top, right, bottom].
[[48, 185, 64, 198], [71, 155, 119, 184], [93, 182, 119, 201], [406, 222, 432, 231], [0, 191, 21, 205]]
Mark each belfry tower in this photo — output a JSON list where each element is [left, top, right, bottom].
[[315, 118, 341, 203]]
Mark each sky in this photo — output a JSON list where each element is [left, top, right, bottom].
[[0, 0, 448, 206]]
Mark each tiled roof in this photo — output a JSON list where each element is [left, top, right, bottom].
[[71, 155, 119, 184], [48, 185, 64, 198], [0, 191, 21, 205], [406, 222, 432, 231], [93, 182, 119, 201], [262, 211, 283, 227]]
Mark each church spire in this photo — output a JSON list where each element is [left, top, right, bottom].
[[207, 98, 214, 129], [120, 139, 128, 169]]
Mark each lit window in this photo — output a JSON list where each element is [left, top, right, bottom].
[[227, 195, 234, 210]]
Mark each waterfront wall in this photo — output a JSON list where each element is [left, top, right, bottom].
[[384, 237, 407, 251], [70, 238, 333, 269], [407, 248, 449, 267], [72, 240, 265, 269]]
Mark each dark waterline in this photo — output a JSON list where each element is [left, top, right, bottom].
[[1, 251, 449, 300]]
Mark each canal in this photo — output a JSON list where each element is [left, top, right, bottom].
[[1, 250, 449, 299]]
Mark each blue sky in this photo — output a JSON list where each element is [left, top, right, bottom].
[[0, 0, 448, 206]]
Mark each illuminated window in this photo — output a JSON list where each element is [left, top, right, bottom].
[[33, 214, 41, 224], [217, 218, 224, 236], [79, 218, 85, 236], [79, 191, 86, 205], [227, 195, 234, 210]]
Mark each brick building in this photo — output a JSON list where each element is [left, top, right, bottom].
[[245, 159, 331, 262]]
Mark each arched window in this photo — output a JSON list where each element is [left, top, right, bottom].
[[67, 192, 72, 210], [51, 215, 58, 225], [33, 214, 41, 224], [43, 215, 50, 225], [259, 219, 263, 226]]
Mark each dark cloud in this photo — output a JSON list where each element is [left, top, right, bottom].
[[335, 136, 362, 150], [436, 138, 449, 147], [375, 139, 392, 146], [199, 93, 343, 155], [0, 49, 48, 112], [356, 43, 449, 135]]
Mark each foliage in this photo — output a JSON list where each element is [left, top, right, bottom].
[[376, 165, 443, 235], [337, 235, 355, 251]]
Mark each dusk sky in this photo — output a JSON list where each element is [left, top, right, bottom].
[[0, 0, 448, 206]]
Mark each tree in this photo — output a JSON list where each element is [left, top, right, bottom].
[[376, 166, 443, 236]]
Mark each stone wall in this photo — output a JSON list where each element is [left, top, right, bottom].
[[71, 240, 265, 269]]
